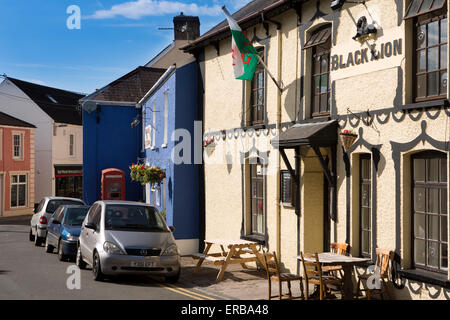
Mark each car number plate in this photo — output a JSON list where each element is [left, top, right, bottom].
[[131, 261, 155, 267]]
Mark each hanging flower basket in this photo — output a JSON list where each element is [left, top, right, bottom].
[[203, 137, 216, 156], [340, 130, 358, 153], [130, 163, 165, 185]]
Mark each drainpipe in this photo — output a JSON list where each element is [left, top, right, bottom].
[[261, 13, 282, 261]]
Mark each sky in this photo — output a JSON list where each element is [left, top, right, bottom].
[[0, 0, 251, 94]]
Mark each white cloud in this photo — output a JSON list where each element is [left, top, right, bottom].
[[86, 0, 222, 20]]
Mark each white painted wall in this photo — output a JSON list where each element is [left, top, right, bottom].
[[51, 123, 83, 194]]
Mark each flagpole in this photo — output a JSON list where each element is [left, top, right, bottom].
[[256, 55, 284, 92]]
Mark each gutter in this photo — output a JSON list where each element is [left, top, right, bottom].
[[181, 0, 303, 52]]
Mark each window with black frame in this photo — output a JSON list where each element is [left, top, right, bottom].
[[280, 171, 296, 207], [250, 159, 265, 236], [250, 48, 265, 126], [404, 0, 447, 101], [412, 151, 447, 273], [305, 26, 331, 117]]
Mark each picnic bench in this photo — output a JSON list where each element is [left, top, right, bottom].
[[192, 239, 265, 282]]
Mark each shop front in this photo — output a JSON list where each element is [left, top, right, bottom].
[[55, 165, 83, 199]]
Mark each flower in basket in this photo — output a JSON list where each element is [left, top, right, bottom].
[[130, 163, 165, 185], [204, 137, 215, 148], [340, 129, 358, 152]]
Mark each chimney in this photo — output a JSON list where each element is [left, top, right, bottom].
[[173, 12, 200, 41]]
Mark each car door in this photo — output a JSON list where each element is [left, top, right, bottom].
[[48, 207, 63, 246], [81, 204, 100, 264], [89, 205, 103, 258], [31, 199, 45, 231]]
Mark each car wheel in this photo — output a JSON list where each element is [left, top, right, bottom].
[[165, 270, 180, 284], [45, 235, 54, 253], [57, 239, 67, 261], [34, 229, 42, 246], [76, 245, 87, 270], [29, 228, 35, 242], [92, 251, 105, 281]]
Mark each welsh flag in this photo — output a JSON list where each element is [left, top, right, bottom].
[[222, 6, 259, 81]]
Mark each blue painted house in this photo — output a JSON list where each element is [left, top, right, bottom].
[[140, 61, 200, 255], [80, 67, 166, 205]]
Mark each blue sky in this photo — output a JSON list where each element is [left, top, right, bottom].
[[0, 0, 250, 94]]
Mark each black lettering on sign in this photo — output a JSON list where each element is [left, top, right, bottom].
[[393, 39, 402, 56], [385, 42, 392, 57], [347, 52, 355, 67], [339, 55, 346, 69], [361, 48, 369, 63], [331, 55, 339, 71], [355, 50, 361, 65]]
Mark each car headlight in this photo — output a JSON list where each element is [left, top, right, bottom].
[[103, 241, 125, 255], [161, 244, 179, 256], [66, 234, 78, 241]]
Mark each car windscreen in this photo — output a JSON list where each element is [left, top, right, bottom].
[[64, 207, 90, 226], [104, 205, 168, 232], [46, 200, 84, 214]]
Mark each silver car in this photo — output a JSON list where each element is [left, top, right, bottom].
[[29, 197, 86, 246], [76, 200, 181, 283]]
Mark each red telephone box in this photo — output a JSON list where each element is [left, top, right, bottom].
[[101, 168, 126, 200]]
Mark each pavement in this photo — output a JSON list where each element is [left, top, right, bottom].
[[0, 214, 304, 300]]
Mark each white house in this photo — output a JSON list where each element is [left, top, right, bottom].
[[0, 77, 84, 204]]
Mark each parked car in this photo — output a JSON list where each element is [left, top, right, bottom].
[[29, 197, 86, 246], [76, 200, 180, 283], [45, 205, 91, 261]]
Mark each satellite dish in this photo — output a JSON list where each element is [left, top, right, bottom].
[[82, 101, 97, 114]]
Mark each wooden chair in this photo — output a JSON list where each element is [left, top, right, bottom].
[[263, 251, 304, 300], [322, 243, 349, 278], [356, 248, 394, 300], [300, 252, 344, 300]]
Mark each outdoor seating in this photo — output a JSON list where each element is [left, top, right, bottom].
[[300, 252, 344, 300], [322, 242, 348, 278], [262, 251, 304, 300], [355, 248, 394, 300]]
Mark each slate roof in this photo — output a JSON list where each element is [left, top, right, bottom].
[[82, 67, 166, 103], [0, 111, 36, 128], [181, 0, 305, 52], [8, 77, 84, 125]]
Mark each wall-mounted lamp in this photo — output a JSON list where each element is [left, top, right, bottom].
[[330, 0, 365, 11]]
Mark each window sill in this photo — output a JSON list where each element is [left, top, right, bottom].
[[243, 124, 266, 131], [241, 234, 266, 246], [281, 202, 295, 208], [401, 98, 448, 111], [398, 269, 450, 288], [161, 144, 167, 149]]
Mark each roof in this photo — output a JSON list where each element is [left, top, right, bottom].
[[181, 0, 305, 52], [81, 67, 166, 104], [272, 120, 338, 148], [138, 65, 177, 105], [0, 111, 36, 128], [7, 77, 84, 125]]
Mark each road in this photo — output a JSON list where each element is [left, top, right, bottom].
[[0, 219, 220, 300]]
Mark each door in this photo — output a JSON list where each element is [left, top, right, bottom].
[[81, 204, 99, 263]]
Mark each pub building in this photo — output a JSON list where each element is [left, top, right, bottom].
[[183, 0, 449, 299], [54, 165, 83, 199]]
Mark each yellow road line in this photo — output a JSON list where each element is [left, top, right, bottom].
[[158, 283, 216, 300]]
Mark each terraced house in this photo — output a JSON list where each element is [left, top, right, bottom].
[[183, 0, 450, 299]]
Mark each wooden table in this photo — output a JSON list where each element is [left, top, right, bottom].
[[192, 239, 265, 282], [297, 252, 370, 300]]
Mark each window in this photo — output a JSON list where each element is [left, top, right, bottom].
[[69, 134, 74, 156], [280, 171, 296, 206], [250, 159, 265, 235], [412, 151, 447, 273], [12, 133, 24, 160], [307, 26, 331, 117], [360, 155, 372, 257], [250, 48, 265, 126], [145, 126, 151, 149], [163, 90, 169, 147], [406, 1, 447, 101], [152, 100, 156, 148], [11, 174, 26, 208]]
